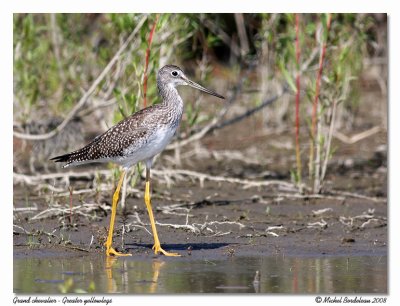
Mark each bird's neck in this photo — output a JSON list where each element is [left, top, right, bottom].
[[158, 84, 184, 114]]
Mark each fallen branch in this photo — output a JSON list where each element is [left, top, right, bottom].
[[153, 220, 245, 235], [13, 170, 111, 185], [197, 220, 245, 230], [126, 210, 244, 236], [307, 219, 328, 229], [360, 218, 384, 229], [151, 168, 297, 190], [155, 221, 201, 234], [261, 191, 386, 204], [30, 203, 108, 221], [312, 208, 333, 216], [55, 185, 138, 197], [207, 90, 286, 134], [14, 205, 38, 212], [333, 126, 381, 144], [339, 209, 386, 229], [265, 225, 286, 237], [15, 169, 296, 193], [13, 224, 57, 238], [14, 170, 386, 204], [327, 190, 386, 203]]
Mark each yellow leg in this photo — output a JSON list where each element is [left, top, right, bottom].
[[105, 256, 118, 293], [144, 177, 180, 257], [105, 170, 131, 257], [149, 260, 165, 293]]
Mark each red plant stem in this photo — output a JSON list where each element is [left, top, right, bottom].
[[143, 14, 160, 108], [309, 14, 332, 177], [295, 13, 302, 182]]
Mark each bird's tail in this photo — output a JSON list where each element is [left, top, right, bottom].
[[50, 145, 92, 168], [50, 153, 72, 163], [50, 152, 75, 168]]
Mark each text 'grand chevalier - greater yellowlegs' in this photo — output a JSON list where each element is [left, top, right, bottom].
[[51, 65, 225, 257]]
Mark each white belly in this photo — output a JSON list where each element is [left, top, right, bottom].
[[119, 127, 176, 168]]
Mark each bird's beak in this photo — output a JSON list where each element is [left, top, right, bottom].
[[183, 76, 225, 99]]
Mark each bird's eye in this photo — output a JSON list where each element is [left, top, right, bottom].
[[171, 71, 179, 77]]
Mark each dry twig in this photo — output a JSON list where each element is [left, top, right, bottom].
[[307, 219, 328, 229], [333, 126, 382, 144], [151, 168, 297, 190], [30, 203, 108, 221]]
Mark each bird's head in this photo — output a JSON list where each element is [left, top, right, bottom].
[[157, 65, 225, 99]]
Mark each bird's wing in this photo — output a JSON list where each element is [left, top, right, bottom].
[[89, 126, 152, 159], [51, 105, 161, 166], [51, 126, 153, 166]]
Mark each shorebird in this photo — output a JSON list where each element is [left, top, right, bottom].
[[51, 65, 225, 257]]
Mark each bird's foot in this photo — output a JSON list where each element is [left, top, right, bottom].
[[105, 246, 132, 257], [152, 244, 181, 257]]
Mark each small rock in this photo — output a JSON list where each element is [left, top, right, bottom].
[[341, 237, 356, 243]]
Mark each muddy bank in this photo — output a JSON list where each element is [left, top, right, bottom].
[[14, 180, 387, 259]]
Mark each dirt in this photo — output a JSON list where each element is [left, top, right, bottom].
[[14, 192, 387, 260]]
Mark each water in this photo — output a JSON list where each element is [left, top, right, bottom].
[[14, 255, 386, 294]]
